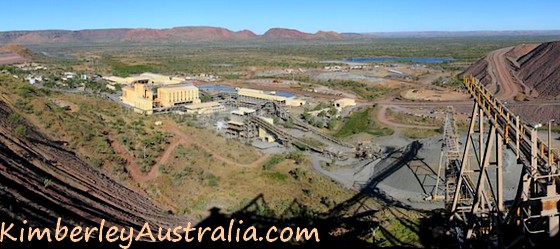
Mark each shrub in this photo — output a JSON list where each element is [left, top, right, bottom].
[[289, 167, 306, 180], [207, 174, 219, 187], [14, 125, 27, 137], [17, 85, 36, 97], [43, 178, 53, 188], [262, 154, 285, 170], [286, 151, 307, 165], [8, 113, 22, 126], [264, 172, 288, 182], [173, 167, 193, 181], [111, 163, 125, 175], [90, 158, 103, 168]]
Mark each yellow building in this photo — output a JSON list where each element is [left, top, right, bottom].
[[157, 85, 201, 108], [257, 117, 276, 143], [104, 72, 184, 86], [121, 83, 154, 114], [237, 88, 306, 107], [185, 101, 225, 115]]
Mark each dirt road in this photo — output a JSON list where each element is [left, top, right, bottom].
[[162, 123, 271, 167], [487, 47, 522, 100], [111, 124, 271, 184], [110, 138, 162, 183]]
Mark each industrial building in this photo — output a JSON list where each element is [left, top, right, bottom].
[[121, 83, 202, 114], [119, 83, 309, 118], [237, 88, 306, 107], [104, 72, 184, 86], [226, 107, 256, 139], [226, 107, 275, 143], [157, 84, 201, 108], [185, 101, 225, 115], [121, 83, 155, 114]]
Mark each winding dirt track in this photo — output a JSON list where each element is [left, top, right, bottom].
[[111, 123, 270, 184], [487, 47, 522, 100], [162, 123, 271, 168], [0, 100, 191, 232]]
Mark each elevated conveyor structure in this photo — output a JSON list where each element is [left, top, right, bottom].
[[433, 106, 471, 205], [447, 75, 560, 248]]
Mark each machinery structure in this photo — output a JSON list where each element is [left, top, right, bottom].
[[446, 75, 560, 247], [434, 106, 463, 203], [225, 101, 352, 158]]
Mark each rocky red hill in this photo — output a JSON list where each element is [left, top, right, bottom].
[[0, 44, 31, 64], [463, 41, 560, 100], [462, 41, 560, 123], [263, 28, 314, 39], [0, 98, 189, 234], [263, 28, 342, 40], [0, 26, 343, 44], [514, 42, 560, 99]]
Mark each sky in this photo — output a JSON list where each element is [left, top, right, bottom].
[[1, 0, 559, 33]]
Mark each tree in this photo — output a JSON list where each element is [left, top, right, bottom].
[[328, 107, 338, 117], [327, 120, 337, 130], [314, 120, 324, 128]]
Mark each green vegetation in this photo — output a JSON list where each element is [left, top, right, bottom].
[[31, 35, 558, 79], [14, 125, 28, 137], [199, 94, 212, 102], [302, 112, 324, 128], [334, 108, 393, 137], [286, 151, 307, 165], [107, 58, 159, 77], [220, 74, 241, 80], [299, 137, 324, 149], [43, 178, 53, 188], [323, 79, 393, 100], [263, 171, 288, 182], [262, 154, 285, 170], [17, 85, 37, 98], [8, 113, 23, 126], [284, 74, 394, 101], [375, 217, 422, 247], [433, 75, 466, 90], [312, 102, 330, 111], [207, 173, 219, 187]]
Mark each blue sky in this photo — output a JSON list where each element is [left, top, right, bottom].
[[1, 0, 559, 33]]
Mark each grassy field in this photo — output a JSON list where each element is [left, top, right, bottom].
[[27, 35, 560, 76], [334, 107, 393, 138], [152, 147, 360, 219]]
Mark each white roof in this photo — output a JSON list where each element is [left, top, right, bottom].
[[231, 107, 255, 115], [185, 102, 222, 109]]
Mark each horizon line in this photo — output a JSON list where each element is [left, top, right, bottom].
[[1, 25, 560, 35]]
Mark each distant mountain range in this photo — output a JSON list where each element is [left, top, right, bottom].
[[0, 26, 343, 44], [1, 26, 559, 45]]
